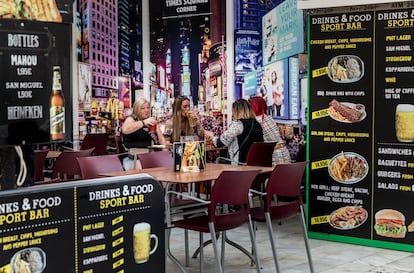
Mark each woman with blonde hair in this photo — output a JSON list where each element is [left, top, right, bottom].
[[122, 97, 167, 169], [248, 96, 290, 165], [206, 99, 263, 164], [164, 96, 204, 143]]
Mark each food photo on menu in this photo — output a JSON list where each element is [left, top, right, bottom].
[[374, 209, 410, 239], [173, 141, 206, 172], [328, 99, 366, 123], [329, 206, 368, 230], [328, 151, 368, 184], [328, 55, 364, 83], [10, 247, 46, 273]]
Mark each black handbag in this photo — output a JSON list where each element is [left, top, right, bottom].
[[215, 120, 254, 165]]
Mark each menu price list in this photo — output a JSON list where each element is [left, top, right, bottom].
[[308, 3, 414, 250], [0, 19, 71, 145], [308, 10, 374, 238], [0, 175, 165, 273], [372, 7, 414, 243], [0, 189, 75, 273]]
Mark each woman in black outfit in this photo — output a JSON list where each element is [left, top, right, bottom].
[[206, 99, 263, 164]]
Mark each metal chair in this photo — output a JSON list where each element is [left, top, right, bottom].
[[77, 154, 124, 179], [51, 148, 95, 181], [245, 142, 276, 192], [172, 170, 261, 273], [80, 133, 110, 155], [250, 161, 314, 273]]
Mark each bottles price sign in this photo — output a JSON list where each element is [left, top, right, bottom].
[[0, 19, 72, 145], [0, 175, 166, 273]]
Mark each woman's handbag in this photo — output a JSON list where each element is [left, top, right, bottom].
[[215, 120, 254, 165]]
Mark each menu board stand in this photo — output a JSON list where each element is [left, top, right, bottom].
[[0, 174, 166, 272], [307, 3, 414, 252]]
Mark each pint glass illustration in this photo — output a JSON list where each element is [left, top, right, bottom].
[[133, 222, 158, 264]]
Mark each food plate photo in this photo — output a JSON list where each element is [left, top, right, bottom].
[[10, 247, 46, 273], [328, 151, 368, 184], [329, 206, 368, 230], [328, 100, 366, 123], [328, 55, 364, 83]]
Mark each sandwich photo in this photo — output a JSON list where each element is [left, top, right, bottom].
[[374, 209, 406, 238]]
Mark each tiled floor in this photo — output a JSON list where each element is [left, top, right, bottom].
[[166, 215, 414, 273]]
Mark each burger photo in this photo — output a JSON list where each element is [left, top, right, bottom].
[[374, 209, 406, 238]]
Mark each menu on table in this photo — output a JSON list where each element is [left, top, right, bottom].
[[308, 3, 414, 251], [0, 175, 165, 273]]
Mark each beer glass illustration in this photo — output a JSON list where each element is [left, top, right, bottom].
[[133, 222, 158, 264], [396, 104, 414, 142]]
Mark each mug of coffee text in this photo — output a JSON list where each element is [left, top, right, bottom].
[[395, 104, 414, 142], [133, 222, 158, 264]]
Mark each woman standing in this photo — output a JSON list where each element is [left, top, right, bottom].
[[271, 71, 284, 116], [164, 96, 204, 143], [206, 99, 263, 164], [249, 96, 291, 165]]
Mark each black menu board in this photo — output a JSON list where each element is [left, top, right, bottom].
[[0, 19, 72, 146], [0, 175, 166, 273], [308, 4, 414, 252]]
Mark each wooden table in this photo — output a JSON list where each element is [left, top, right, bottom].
[[101, 163, 271, 183]]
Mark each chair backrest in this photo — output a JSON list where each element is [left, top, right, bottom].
[[33, 150, 48, 181], [245, 142, 276, 167], [138, 150, 173, 168], [51, 148, 95, 180], [208, 170, 260, 229], [114, 134, 126, 154], [80, 133, 110, 155], [77, 154, 124, 179], [266, 161, 309, 217]]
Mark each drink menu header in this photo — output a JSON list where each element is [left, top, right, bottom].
[[308, 4, 414, 251]]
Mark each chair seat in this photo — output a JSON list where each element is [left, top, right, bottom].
[[174, 212, 249, 233], [251, 200, 300, 222]]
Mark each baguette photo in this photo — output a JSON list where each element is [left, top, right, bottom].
[[0, 0, 62, 22]]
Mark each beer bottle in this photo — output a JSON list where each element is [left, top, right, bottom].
[[50, 66, 65, 140]]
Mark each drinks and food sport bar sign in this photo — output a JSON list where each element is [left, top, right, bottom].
[[0, 175, 166, 273], [308, 3, 414, 251], [0, 13, 72, 146]]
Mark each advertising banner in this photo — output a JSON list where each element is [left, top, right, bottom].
[[242, 70, 257, 99], [308, 4, 414, 252], [262, 0, 304, 65], [234, 29, 261, 84], [262, 59, 289, 119], [0, 175, 166, 272]]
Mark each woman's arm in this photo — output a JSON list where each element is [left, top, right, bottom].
[[121, 116, 146, 135], [214, 121, 243, 147]]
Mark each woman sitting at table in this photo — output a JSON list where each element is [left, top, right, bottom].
[[164, 96, 204, 143], [206, 99, 263, 164], [248, 96, 291, 166], [121, 97, 167, 169]]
